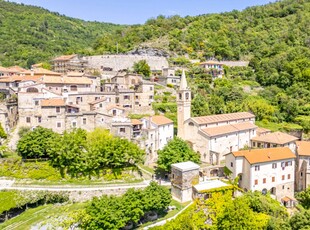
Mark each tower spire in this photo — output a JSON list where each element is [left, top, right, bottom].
[[179, 69, 188, 90]]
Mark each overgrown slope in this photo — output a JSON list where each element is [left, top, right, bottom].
[[0, 0, 123, 67]]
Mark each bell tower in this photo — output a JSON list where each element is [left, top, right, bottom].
[[177, 70, 191, 139]]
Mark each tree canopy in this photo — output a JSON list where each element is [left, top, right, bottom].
[[133, 60, 151, 78], [157, 137, 200, 172]]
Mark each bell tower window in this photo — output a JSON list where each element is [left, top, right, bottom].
[[185, 92, 189, 100], [179, 93, 182, 100]]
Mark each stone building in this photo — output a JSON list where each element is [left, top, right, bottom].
[[84, 54, 168, 72], [52, 54, 88, 74], [295, 141, 310, 192], [177, 71, 257, 164], [199, 61, 224, 79], [225, 147, 296, 204], [171, 161, 200, 203]]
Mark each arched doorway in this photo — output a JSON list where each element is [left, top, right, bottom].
[[270, 187, 276, 195], [26, 87, 38, 93], [210, 169, 219, 177], [262, 188, 268, 195]]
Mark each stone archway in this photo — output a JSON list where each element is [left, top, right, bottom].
[[270, 187, 276, 195], [209, 151, 219, 165], [262, 188, 268, 195]]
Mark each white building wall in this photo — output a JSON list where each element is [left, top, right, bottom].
[[157, 124, 174, 150]]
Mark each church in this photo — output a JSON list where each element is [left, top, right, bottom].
[[177, 71, 257, 164]]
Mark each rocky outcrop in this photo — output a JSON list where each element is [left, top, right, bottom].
[[128, 47, 169, 57]]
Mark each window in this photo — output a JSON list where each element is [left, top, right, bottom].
[[116, 97, 119, 103], [254, 179, 258, 185], [301, 172, 303, 177], [263, 178, 266, 184], [214, 138, 217, 143], [287, 161, 292, 166], [83, 118, 87, 125], [272, 177, 275, 182], [149, 95, 153, 99], [72, 122, 77, 128], [150, 87, 153, 90], [38, 117, 41, 123], [99, 103, 103, 108], [124, 95, 130, 100], [272, 163, 277, 169], [288, 174, 291, 180], [255, 165, 260, 171], [56, 107, 60, 113], [26, 117, 31, 123], [57, 122, 61, 128], [230, 162, 233, 167], [34, 101, 39, 106], [282, 175, 285, 180], [136, 95, 139, 99], [70, 85, 77, 91], [253, 142, 256, 147], [185, 92, 189, 100], [119, 128, 125, 133], [179, 93, 182, 100]]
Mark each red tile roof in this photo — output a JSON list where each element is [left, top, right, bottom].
[[232, 147, 296, 164], [201, 122, 257, 137], [296, 141, 310, 156], [251, 131, 298, 145], [192, 112, 255, 125], [41, 98, 66, 107], [150, 115, 173, 126]]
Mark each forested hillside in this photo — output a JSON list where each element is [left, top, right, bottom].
[[0, 0, 122, 67]]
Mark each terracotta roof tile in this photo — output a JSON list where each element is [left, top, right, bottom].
[[192, 112, 255, 125], [21, 68, 61, 76], [251, 131, 299, 145], [150, 115, 173, 126], [41, 76, 92, 85], [256, 127, 271, 135], [232, 147, 296, 164], [41, 98, 66, 107], [201, 122, 257, 137], [106, 105, 125, 111], [131, 119, 142, 125], [52, 54, 77, 61], [296, 141, 310, 156]]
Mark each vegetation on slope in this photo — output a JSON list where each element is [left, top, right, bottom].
[[0, 0, 122, 67]]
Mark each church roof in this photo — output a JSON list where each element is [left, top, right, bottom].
[[191, 112, 255, 125], [201, 122, 257, 137]]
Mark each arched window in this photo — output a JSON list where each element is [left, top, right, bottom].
[[185, 92, 189, 100], [70, 85, 77, 91], [179, 93, 182, 100], [26, 87, 38, 93], [189, 122, 194, 126]]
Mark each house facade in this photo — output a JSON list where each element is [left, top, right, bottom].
[[225, 147, 296, 202]]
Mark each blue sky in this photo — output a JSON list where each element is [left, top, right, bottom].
[[9, 0, 276, 25]]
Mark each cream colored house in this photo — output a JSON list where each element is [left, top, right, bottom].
[[225, 147, 296, 204]]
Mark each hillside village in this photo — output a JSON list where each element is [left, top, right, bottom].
[[0, 53, 309, 200], [0, 0, 310, 229]]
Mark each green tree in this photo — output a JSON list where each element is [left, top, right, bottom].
[[191, 93, 210, 117], [17, 126, 58, 159], [0, 123, 7, 139], [157, 137, 200, 172], [142, 181, 171, 213], [217, 197, 269, 230], [47, 128, 87, 177], [289, 210, 310, 230], [296, 187, 310, 209], [133, 60, 151, 78]]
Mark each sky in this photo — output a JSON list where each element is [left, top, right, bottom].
[[9, 0, 276, 25]]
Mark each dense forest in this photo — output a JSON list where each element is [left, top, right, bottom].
[[0, 0, 122, 67]]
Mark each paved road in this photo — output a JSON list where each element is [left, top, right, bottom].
[[0, 179, 171, 191]]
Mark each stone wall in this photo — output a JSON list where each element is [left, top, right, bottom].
[[84, 55, 169, 71]]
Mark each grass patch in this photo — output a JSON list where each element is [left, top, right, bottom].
[[256, 121, 303, 132], [0, 202, 87, 230], [0, 161, 145, 186], [138, 164, 155, 174], [0, 191, 19, 214]]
